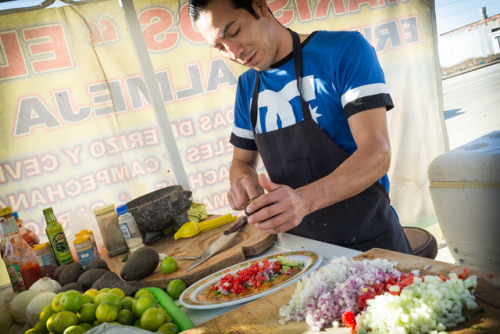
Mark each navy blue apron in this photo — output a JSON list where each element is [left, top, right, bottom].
[[250, 30, 412, 253]]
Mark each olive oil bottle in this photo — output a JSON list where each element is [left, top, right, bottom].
[[43, 207, 74, 266]]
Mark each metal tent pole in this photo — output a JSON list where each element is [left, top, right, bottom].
[[119, 0, 190, 190]]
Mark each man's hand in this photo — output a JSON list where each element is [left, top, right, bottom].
[[227, 175, 264, 210], [246, 174, 311, 234]]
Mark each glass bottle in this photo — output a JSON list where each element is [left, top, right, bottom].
[[116, 204, 144, 252], [1, 207, 42, 290], [93, 204, 128, 257], [43, 207, 74, 265], [12, 211, 40, 247]]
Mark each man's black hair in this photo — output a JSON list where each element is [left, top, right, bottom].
[[189, 0, 259, 22]]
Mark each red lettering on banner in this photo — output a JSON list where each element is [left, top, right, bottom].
[[0, 154, 60, 183], [0, 31, 28, 79], [179, 4, 205, 43], [348, 0, 382, 12], [171, 120, 195, 138], [295, 0, 313, 22], [188, 165, 230, 190], [269, 0, 294, 26], [23, 25, 72, 73], [201, 192, 230, 211], [199, 109, 234, 132], [315, 0, 347, 18], [140, 8, 178, 51], [62, 146, 82, 165], [87, 18, 118, 44], [186, 138, 232, 163]]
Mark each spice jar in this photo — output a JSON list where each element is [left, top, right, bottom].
[[93, 204, 128, 257], [73, 234, 96, 267], [79, 229, 100, 260], [33, 242, 58, 268]]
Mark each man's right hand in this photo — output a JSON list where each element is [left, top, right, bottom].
[[227, 175, 264, 210]]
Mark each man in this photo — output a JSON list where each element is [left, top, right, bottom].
[[189, 0, 412, 253]]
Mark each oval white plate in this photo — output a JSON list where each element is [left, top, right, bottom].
[[179, 250, 322, 309]]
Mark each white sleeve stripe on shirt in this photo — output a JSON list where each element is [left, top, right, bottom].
[[232, 125, 255, 140], [341, 83, 389, 108]]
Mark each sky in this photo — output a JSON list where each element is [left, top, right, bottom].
[[435, 0, 500, 35], [1, 0, 500, 36]]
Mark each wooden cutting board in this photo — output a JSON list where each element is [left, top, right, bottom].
[[182, 248, 500, 334], [101, 217, 277, 288]]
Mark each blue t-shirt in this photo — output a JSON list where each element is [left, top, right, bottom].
[[230, 30, 394, 192]]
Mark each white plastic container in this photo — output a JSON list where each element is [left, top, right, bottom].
[[428, 131, 500, 272], [117, 204, 144, 252]]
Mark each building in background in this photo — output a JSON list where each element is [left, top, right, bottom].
[[439, 7, 500, 76]]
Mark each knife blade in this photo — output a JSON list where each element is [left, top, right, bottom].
[[186, 216, 248, 272]]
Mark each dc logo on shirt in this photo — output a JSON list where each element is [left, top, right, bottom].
[[254, 75, 320, 133]]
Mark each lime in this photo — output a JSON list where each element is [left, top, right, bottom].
[[46, 313, 58, 333], [108, 288, 125, 300], [167, 279, 187, 299], [78, 322, 93, 331], [32, 321, 47, 331], [60, 290, 84, 312], [132, 295, 158, 318], [122, 296, 134, 311], [63, 325, 86, 334], [25, 329, 46, 334], [140, 307, 164, 331], [134, 288, 154, 299], [40, 304, 56, 325], [158, 307, 172, 323], [99, 288, 110, 293], [161, 257, 178, 274], [99, 293, 122, 309], [116, 308, 135, 325], [84, 289, 99, 299], [81, 293, 93, 305], [157, 322, 180, 334], [52, 292, 64, 312], [133, 318, 142, 328], [53, 311, 79, 334], [95, 302, 119, 323], [77, 303, 97, 324]]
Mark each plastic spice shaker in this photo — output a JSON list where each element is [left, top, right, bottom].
[[93, 204, 129, 257], [116, 204, 144, 251]]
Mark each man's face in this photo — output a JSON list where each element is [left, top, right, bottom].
[[195, 0, 278, 71]]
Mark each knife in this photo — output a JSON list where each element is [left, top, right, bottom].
[[186, 215, 248, 272]]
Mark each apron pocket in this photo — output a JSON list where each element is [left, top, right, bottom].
[[286, 158, 313, 189], [346, 231, 391, 252]]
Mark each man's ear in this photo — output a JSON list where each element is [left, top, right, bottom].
[[253, 0, 270, 17]]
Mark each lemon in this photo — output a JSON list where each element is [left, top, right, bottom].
[[140, 307, 164, 331], [95, 302, 119, 323], [132, 295, 158, 318], [157, 322, 180, 334], [60, 290, 84, 312], [53, 311, 79, 334], [77, 303, 97, 324], [116, 308, 135, 325], [167, 279, 187, 299], [84, 288, 99, 299]]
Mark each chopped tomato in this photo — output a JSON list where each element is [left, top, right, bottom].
[[342, 311, 356, 329]]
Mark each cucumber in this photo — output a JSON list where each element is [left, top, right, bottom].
[[145, 287, 195, 331]]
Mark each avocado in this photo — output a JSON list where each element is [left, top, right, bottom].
[[84, 259, 109, 271], [276, 256, 302, 268], [77, 268, 109, 290], [60, 282, 85, 293], [58, 262, 84, 286], [120, 246, 160, 281], [99, 271, 145, 297]]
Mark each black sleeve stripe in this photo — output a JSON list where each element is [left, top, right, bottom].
[[344, 94, 394, 118], [230, 133, 258, 150]]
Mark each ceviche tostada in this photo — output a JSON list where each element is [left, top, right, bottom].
[[180, 251, 322, 309], [279, 257, 478, 333]]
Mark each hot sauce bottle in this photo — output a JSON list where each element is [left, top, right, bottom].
[[0, 207, 43, 290], [43, 207, 74, 266], [12, 211, 40, 247]]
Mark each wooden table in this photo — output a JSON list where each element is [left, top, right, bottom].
[[182, 248, 500, 333]]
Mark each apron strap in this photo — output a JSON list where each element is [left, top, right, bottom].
[[251, 29, 312, 131]]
